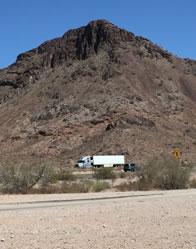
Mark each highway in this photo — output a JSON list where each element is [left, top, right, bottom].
[[0, 192, 164, 212]]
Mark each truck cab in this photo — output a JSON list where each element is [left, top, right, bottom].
[[76, 156, 93, 168]]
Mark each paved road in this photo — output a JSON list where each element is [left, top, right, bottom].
[[0, 192, 164, 212]]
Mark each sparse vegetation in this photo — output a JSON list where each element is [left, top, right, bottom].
[[61, 181, 91, 193], [189, 179, 196, 188], [0, 157, 49, 194], [93, 181, 110, 192], [29, 180, 110, 194], [119, 172, 126, 178], [55, 169, 75, 181], [60, 180, 110, 193], [116, 179, 152, 191], [117, 157, 192, 191], [138, 157, 191, 190], [135, 157, 191, 190], [0, 154, 194, 194], [93, 167, 116, 180]]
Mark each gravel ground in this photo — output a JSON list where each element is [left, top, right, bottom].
[[0, 189, 196, 249]]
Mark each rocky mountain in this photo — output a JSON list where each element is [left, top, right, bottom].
[[0, 19, 196, 165]]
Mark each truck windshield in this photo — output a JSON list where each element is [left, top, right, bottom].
[[78, 160, 84, 163]]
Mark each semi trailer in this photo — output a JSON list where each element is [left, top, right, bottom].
[[76, 155, 125, 168]]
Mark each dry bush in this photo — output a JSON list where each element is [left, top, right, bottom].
[[117, 157, 192, 191], [61, 181, 91, 193], [55, 169, 76, 181], [119, 172, 126, 178], [29, 180, 110, 194], [40, 166, 57, 187], [28, 185, 61, 194], [93, 168, 116, 180], [137, 157, 192, 190], [93, 181, 110, 192], [116, 179, 152, 192], [61, 180, 110, 193], [0, 157, 49, 194], [189, 179, 196, 188]]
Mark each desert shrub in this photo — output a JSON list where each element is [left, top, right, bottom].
[[116, 182, 136, 191], [93, 181, 110, 192], [116, 182, 130, 191], [61, 181, 92, 193], [78, 180, 95, 192], [137, 157, 191, 190], [29, 182, 86, 194], [61, 180, 110, 193], [28, 185, 61, 194], [0, 157, 48, 194], [119, 172, 126, 178], [82, 180, 95, 191], [40, 167, 57, 187], [116, 157, 192, 192], [189, 179, 196, 188], [55, 169, 75, 181], [116, 179, 152, 192], [93, 168, 116, 180]]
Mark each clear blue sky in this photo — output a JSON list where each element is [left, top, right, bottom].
[[0, 0, 196, 69]]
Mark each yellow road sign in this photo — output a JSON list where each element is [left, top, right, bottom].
[[173, 150, 181, 158]]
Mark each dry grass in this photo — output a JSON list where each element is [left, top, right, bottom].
[[0, 157, 49, 194], [93, 168, 116, 180], [54, 169, 76, 181], [29, 180, 110, 194], [189, 179, 196, 188], [116, 179, 153, 191]]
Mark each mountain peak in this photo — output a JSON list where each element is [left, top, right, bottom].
[[88, 19, 113, 25], [7, 19, 135, 86], [0, 20, 196, 163]]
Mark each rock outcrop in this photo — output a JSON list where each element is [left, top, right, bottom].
[[0, 20, 196, 164]]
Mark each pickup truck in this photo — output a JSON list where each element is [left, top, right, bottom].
[[124, 163, 140, 172]]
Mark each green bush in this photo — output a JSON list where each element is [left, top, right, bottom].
[[137, 157, 191, 190], [93, 167, 116, 180]]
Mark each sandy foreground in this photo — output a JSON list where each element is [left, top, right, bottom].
[[0, 189, 196, 249]]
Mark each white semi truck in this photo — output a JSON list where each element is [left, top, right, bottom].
[[76, 155, 125, 168]]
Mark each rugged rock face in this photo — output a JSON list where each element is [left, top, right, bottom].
[[0, 20, 196, 165]]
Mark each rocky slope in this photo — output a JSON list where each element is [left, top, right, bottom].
[[0, 20, 196, 165]]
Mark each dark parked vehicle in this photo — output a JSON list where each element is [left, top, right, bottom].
[[124, 163, 140, 172]]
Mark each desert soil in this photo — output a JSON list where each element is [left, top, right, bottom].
[[0, 189, 196, 249]]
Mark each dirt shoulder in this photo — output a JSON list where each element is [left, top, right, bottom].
[[0, 189, 196, 249]]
